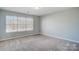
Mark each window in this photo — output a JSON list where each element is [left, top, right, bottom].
[[6, 15, 33, 33], [18, 17, 26, 31], [6, 16, 17, 32]]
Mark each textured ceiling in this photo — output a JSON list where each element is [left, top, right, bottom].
[[0, 7, 72, 16]]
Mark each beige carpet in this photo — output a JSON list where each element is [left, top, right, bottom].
[[0, 34, 79, 51]]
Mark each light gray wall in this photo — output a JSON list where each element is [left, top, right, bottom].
[[0, 10, 40, 40], [41, 8, 79, 42]]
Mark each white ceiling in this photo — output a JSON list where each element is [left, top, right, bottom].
[[0, 7, 72, 16]]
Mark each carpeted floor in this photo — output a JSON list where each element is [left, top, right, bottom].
[[0, 34, 79, 51]]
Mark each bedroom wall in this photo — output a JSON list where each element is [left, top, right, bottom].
[[40, 8, 79, 42], [0, 10, 40, 40]]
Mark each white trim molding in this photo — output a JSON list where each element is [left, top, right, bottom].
[[41, 33, 79, 44], [0, 33, 39, 41]]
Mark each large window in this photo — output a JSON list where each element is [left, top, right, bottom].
[[6, 15, 33, 33], [6, 16, 18, 32]]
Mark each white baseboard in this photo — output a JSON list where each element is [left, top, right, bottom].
[[1, 32, 79, 44], [41, 33, 79, 44], [0, 33, 39, 41]]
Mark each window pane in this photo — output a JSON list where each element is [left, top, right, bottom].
[[18, 17, 26, 31], [6, 16, 11, 24], [6, 15, 17, 33], [18, 17, 25, 24], [18, 25, 25, 31]]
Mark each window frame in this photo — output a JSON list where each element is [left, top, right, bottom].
[[6, 15, 34, 33]]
